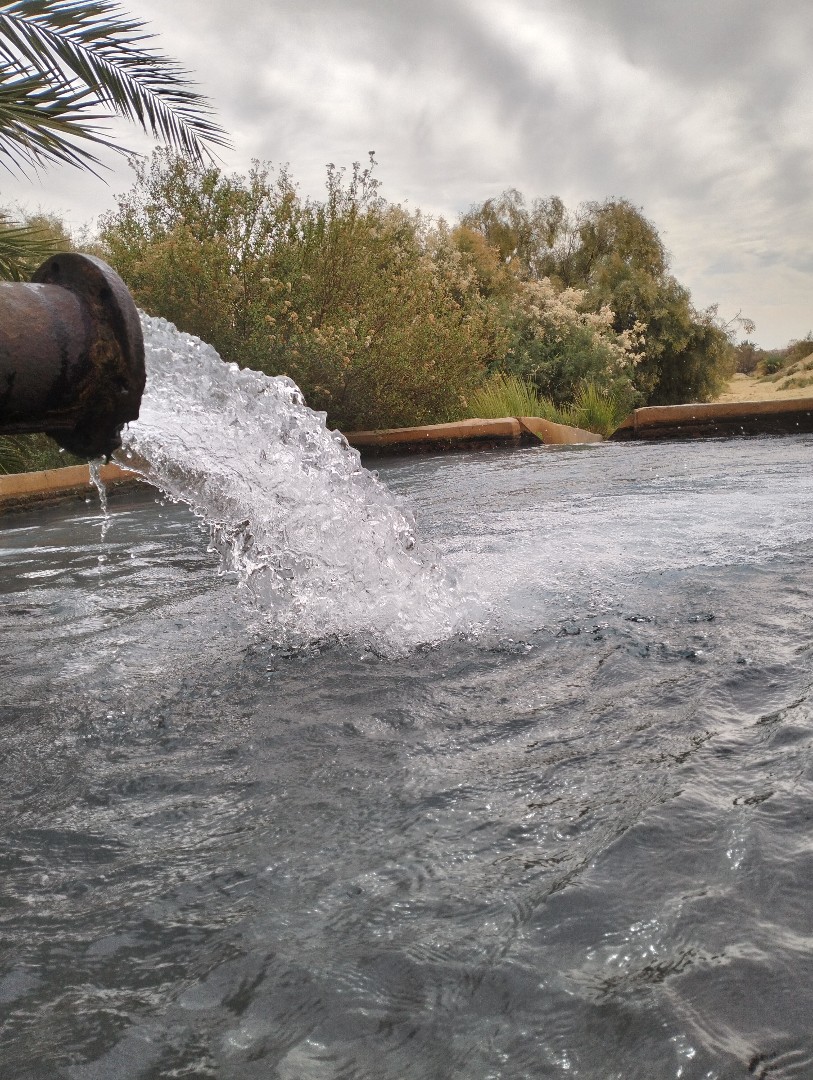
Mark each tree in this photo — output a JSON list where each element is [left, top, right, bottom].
[[573, 201, 735, 403], [462, 191, 740, 405], [99, 149, 300, 372], [99, 151, 505, 431], [0, 0, 228, 277], [459, 188, 572, 282]]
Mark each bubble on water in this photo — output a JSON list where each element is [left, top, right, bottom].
[[116, 314, 467, 653]]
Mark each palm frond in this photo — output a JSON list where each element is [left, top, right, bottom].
[[0, 69, 109, 173], [0, 0, 230, 174], [0, 434, 29, 473], [0, 211, 66, 277]]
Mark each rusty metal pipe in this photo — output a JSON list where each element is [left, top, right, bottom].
[[0, 254, 145, 458]]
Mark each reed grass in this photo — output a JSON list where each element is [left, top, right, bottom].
[[466, 374, 563, 422], [564, 381, 631, 437], [466, 374, 629, 437]]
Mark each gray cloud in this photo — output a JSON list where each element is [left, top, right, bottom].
[[2, 0, 810, 345]]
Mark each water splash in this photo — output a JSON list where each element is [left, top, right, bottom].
[[116, 315, 464, 652], [88, 458, 111, 545]]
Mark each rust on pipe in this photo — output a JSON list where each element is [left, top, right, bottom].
[[0, 254, 145, 458]]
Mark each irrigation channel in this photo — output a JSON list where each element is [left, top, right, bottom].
[[2, 318, 813, 1079]]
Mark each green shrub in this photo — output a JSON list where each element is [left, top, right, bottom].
[[563, 380, 632, 436], [734, 341, 759, 374], [464, 376, 630, 436], [462, 191, 741, 406], [759, 353, 787, 377], [98, 160, 742, 426], [498, 278, 641, 407], [99, 151, 506, 432], [278, 210, 506, 431], [784, 333, 813, 368], [466, 373, 562, 421]]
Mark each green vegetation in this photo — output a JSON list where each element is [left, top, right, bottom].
[[97, 153, 747, 438], [564, 381, 631, 438], [466, 374, 562, 422], [0, 0, 229, 474], [0, 433, 82, 474], [0, 208, 73, 279], [0, 0, 227, 278], [98, 152, 506, 432], [734, 333, 813, 379], [1, 148, 782, 473], [0, 436, 29, 476], [465, 374, 628, 438], [758, 351, 813, 388], [460, 190, 743, 406], [782, 333, 813, 368], [0, 1, 227, 175]]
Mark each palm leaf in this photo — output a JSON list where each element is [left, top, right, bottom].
[[0, 69, 109, 173], [0, 214, 64, 276], [0, 434, 29, 473], [0, 0, 229, 174]]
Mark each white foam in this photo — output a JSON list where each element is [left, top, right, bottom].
[[117, 315, 465, 653]]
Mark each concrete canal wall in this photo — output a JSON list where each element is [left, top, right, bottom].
[[0, 463, 140, 513], [611, 397, 813, 441], [345, 416, 601, 454], [0, 417, 600, 511], [9, 395, 808, 513]]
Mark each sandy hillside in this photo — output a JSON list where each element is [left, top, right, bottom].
[[715, 356, 813, 403]]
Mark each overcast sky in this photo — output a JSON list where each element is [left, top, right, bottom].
[[5, 0, 812, 347]]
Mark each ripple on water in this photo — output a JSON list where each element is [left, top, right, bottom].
[[2, 437, 813, 1077]]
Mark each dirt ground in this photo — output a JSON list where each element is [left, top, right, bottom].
[[715, 369, 813, 403]]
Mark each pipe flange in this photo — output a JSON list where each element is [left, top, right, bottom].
[[32, 253, 145, 458]]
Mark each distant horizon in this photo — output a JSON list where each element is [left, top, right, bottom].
[[3, 0, 810, 350]]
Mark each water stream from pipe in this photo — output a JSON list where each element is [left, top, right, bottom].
[[115, 315, 464, 653]]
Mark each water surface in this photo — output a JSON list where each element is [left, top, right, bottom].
[[1, 436, 812, 1079]]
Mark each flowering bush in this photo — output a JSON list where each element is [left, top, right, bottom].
[[498, 277, 644, 407], [462, 191, 741, 406], [100, 157, 739, 431]]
